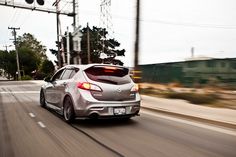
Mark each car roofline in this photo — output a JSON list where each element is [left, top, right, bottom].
[[63, 64, 128, 71]]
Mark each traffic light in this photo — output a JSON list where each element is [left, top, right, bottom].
[[25, 0, 44, 5], [25, 0, 33, 4], [55, 41, 61, 48]]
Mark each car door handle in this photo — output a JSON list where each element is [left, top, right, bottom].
[[52, 81, 57, 86]]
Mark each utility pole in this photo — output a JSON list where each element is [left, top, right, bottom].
[[66, 27, 70, 65], [56, 12, 62, 68], [3, 45, 12, 52], [53, 0, 62, 68], [73, 0, 76, 31], [8, 27, 21, 80], [87, 23, 91, 64], [133, 0, 141, 82]]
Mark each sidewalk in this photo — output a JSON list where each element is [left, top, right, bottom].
[[141, 95, 236, 126], [0, 76, 8, 81]]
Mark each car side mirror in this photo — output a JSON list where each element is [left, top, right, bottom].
[[44, 76, 51, 82]]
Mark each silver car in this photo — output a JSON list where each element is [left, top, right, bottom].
[[40, 64, 141, 122]]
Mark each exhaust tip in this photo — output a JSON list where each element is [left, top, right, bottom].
[[89, 113, 99, 119]]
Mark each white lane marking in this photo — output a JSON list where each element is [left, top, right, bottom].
[[37, 121, 46, 128], [0, 91, 39, 94], [141, 110, 236, 137], [29, 113, 36, 118]]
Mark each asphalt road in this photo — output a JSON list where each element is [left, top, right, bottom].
[[0, 81, 236, 157]]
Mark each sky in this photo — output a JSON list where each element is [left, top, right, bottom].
[[0, 0, 236, 67]]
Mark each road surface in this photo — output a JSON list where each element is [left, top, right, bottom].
[[0, 81, 236, 157]]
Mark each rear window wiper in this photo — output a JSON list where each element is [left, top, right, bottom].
[[96, 78, 117, 85]]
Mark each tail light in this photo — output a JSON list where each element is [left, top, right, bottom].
[[103, 66, 118, 73], [104, 66, 118, 70], [77, 82, 102, 92], [131, 84, 139, 92]]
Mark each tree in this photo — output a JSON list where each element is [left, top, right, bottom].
[[0, 50, 17, 79], [18, 33, 47, 61], [80, 26, 125, 65], [40, 59, 55, 76], [49, 49, 63, 66], [0, 33, 49, 80], [17, 33, 47, 77], [48, 26, 125, 65]]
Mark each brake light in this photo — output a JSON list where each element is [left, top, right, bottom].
[[131, 84, 139, 92], [104, 69, 115, 73], [77, 82, 90, 90], [104, 66, 118, 70], [77, 82, 102, 91]]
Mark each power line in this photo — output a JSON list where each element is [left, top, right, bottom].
[[140, 19, 236, 29], [9, 9, 19, 26], [112, 13, 236, 29], [12, 8, 23, 26], [78, 9, 236, 30], [59, 1, 70, 12], [19, 10, 32, 27]]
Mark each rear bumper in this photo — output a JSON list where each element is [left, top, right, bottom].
[[74, 101, 141, 118]]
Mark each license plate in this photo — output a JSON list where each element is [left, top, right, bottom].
[[114, 108, 126, 115]]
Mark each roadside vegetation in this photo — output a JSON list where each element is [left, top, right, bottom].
[[139, 83, 236, 109], [140, 88, 218, 104], [0, 33, 55, 80]]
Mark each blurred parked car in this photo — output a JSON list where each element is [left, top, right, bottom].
[[40, 64, 141, 122]]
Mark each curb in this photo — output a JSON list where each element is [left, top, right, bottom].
[[141, 106, 236, 130]]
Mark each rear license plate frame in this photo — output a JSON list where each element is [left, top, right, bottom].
[[113, 107, 126, 115]]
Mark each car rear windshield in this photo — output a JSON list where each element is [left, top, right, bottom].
[[84, 66, 131, 85]]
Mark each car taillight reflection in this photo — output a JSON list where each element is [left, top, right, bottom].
[[77, 82, 102, 92], [131, 84, 139, 92]]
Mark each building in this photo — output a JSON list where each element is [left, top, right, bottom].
[[139, 58, 236, 85]]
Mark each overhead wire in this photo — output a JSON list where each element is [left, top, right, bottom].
[[13, 8, 23, 27], [8, 8, 18, 26], [60, 3, 69, 12], [1, 7, 19, 49], [59, 0, 70, 12], [19, 10, 32, 28], [79, 8, 236, 30], [139, 18, 236, 30]]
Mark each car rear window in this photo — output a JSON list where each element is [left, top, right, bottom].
[[84, 66, 131, 85]]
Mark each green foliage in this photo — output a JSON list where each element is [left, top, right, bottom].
[[40, 60, 55, 76], [139, 87, 219, 104], [165, 92, 219, 104], [49, 49, 58, 56], [49, 49, 63, 66], [19, 47, 40, 76], [0, 50, 17, 79], [80, 26, 125, 65], [18, 33, 47, 60], [0, 33, 49, 80], [21, 75, 32, 80]]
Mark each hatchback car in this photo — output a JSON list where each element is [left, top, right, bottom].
[[40, 64, 141, 122]]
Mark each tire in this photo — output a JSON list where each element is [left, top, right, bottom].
[[40, 90, 46, 108], [63, 97, 75, 123]]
